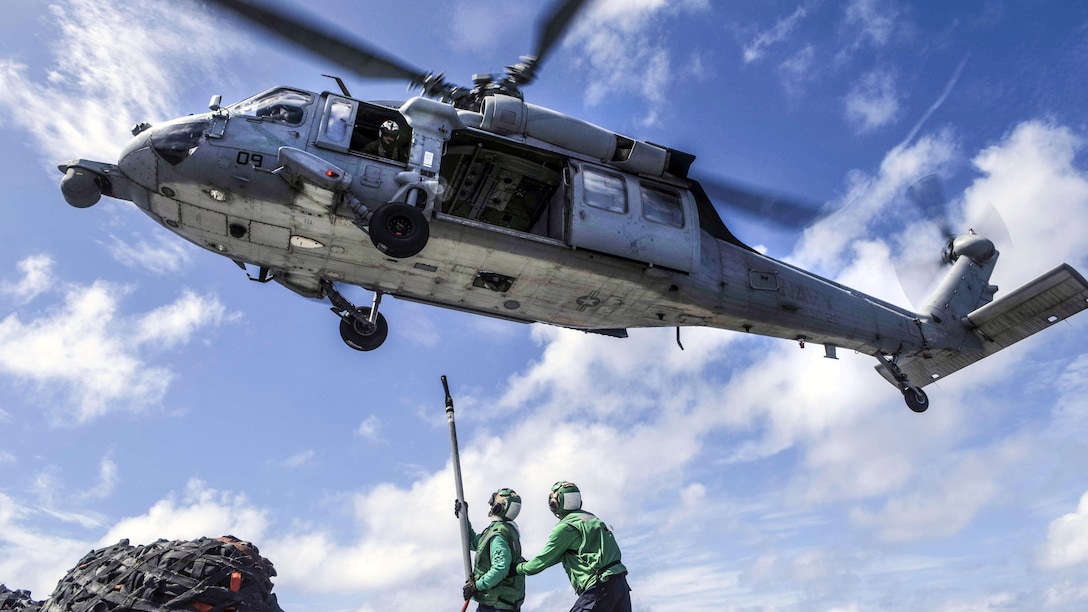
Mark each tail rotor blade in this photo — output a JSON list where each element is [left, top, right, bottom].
[[906, 174, 953, 239]]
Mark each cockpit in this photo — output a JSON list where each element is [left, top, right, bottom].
[[228, 88, 314, 125]]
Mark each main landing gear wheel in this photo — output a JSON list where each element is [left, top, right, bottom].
[[902, 386, 929, 413], [339, 307, 388, 351], [368, 203, 429, 258]]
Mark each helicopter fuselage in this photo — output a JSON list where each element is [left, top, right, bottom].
[[59, 85, 1088, 411]]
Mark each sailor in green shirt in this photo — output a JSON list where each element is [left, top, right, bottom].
[[516, 481, 631, 612], [458, 488, 526, 611]]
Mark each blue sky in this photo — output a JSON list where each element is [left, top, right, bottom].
[[2, 0, 1088, 610]]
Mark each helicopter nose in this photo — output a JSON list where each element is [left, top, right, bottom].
[[117, 129, 158, 191]]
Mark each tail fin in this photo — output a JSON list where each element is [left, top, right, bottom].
[[879, 263, 1088, 388]]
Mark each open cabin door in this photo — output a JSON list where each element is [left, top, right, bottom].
[[569, 162, 700, 273], [314, 95, 358, 152], [313, 94, 413, 160]]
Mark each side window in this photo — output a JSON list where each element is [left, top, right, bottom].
[[640, 182, 684, 227], [230, 88, 313, 125], [324, 99, 354, 144], [583, 168, 627, 213]]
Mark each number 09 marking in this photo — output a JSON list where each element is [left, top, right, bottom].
[[236, 151, 265, 168]]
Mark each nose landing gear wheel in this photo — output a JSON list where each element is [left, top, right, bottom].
[[368, 203, 429, 258], [902, 386, 929, 413], [339, 307, 388, 351]]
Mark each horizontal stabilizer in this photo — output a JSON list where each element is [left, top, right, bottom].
[[877, 264, 1088, 388]]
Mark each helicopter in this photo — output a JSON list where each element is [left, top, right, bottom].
[[56, 0, 1088, 413]]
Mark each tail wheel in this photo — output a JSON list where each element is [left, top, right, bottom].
[[339, 307, 388, 351], [903, 386, 929, 413], [368, 203, 429, 258]]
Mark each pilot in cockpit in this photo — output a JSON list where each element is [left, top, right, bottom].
[[363, 119, 408, 163], [259, 104, 304, 125]]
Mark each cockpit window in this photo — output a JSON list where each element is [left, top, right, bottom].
[[152, 117, 209, 166], [230, 88, 313, 125]]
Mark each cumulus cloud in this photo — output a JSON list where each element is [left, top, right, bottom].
[[0, 255, 55, 305], [0, 266, 234, 422], [961, 121, 1088, 286], [99, 479, 269, 547], [1039, 491, 1088, 570]]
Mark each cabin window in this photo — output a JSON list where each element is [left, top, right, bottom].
[[324, 99, 354, 143], [583, 168, 627, 213], [640, 183, 684, 228], [230, 88, 313, 125]]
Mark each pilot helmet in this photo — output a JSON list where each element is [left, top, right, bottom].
[[488, 488, 522, 520], [379, 119, 400, 140], [548, 481, 581, 517]]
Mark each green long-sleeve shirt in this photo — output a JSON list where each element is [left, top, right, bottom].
[[516, 510, 626, 594], [466, 517, 525, 610], [468, 518, 514, 591]]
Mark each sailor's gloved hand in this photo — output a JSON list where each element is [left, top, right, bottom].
[[462, 579, 478, 601], [454, 499, 467, 518]]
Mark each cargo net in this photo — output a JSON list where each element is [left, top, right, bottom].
[[38, 536, 283, 612], [0, 584, 43, 611]]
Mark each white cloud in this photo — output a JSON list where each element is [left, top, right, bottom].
[[0, 492, 96, 597], [795, 128, 959, 275], [0, 255, 54, 304], [104, 232, 194, 275], [842, 0, 898, 51], [962, 121, 1088, 287], [280, 450, 316, 469], [778, 44, 817, 95], [134, 290, 236, 349], [0, 0, 243, 163], [77, 456, 120, 501], [849, 438, 1028, 543], [356, 414, 382, 440], [0, 271, 233, 422], [1044, 579, 1088, 608], [743, 7, 808, 63], [1039, 491, 1088, 570], [844, 68, 900, 133], [99, 479, 269, 547], [567, 0, 710, 124]]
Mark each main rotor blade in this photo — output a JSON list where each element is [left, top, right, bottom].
[[696, 174, 830, 229], [207, 0, 428, 83], [532, 0, 588, 70]]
